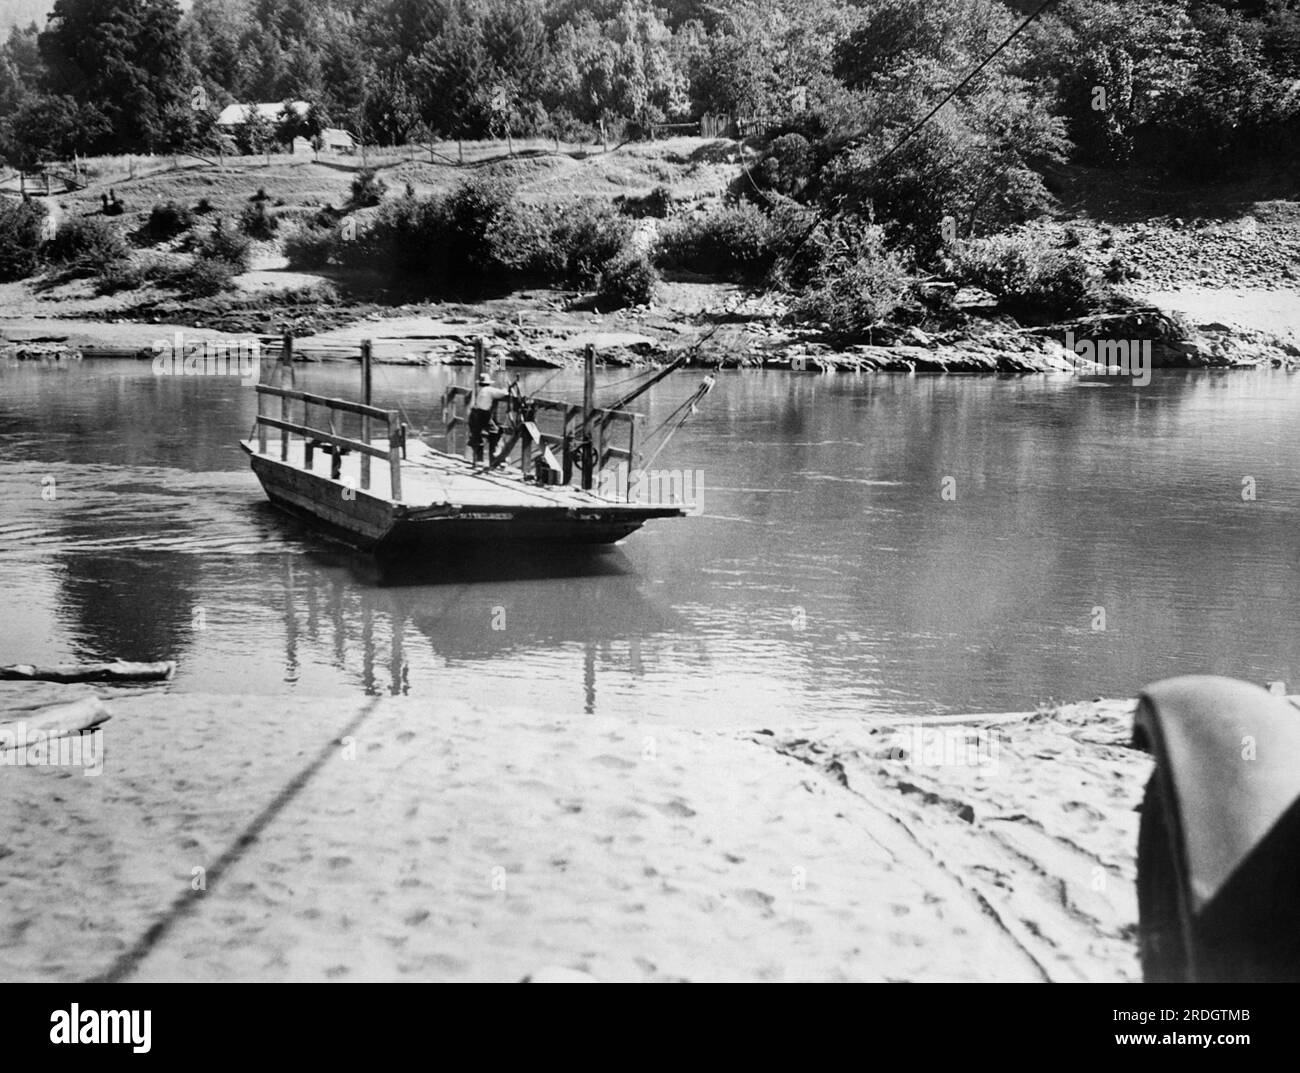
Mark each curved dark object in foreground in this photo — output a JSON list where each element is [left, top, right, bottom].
[[1134, 676, 1300, 982]]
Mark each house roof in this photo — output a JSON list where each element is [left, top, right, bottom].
[[320, 127, 354, 145], [216, 101, 310, 126]]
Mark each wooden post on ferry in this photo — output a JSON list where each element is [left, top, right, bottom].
[[287, 334, 314, 470], [280, 334, 294, 460], [256, 342, 268, 454], [582, 342, 596, 490], [361, 339, 373, 490], [387, 410, 403, 500], [473, 336, 485, 383]]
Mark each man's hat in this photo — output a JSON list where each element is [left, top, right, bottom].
[[477, 373, 491, 385]]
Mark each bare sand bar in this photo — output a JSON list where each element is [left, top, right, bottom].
[[0, 687, 1147, 983]]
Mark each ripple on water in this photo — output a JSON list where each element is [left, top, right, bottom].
[[0, 461, 304, 557]]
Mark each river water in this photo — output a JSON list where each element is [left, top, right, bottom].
[[3, 356, 1299, 724]]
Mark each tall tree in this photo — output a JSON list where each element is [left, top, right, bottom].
[[410, 2, 493, 155], [38, 0, 192, 153]]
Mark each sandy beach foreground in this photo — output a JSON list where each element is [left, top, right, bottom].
[[0, 685, 1148, 982]]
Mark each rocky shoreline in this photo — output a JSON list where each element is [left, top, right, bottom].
[[6, 294, 1298, 376]]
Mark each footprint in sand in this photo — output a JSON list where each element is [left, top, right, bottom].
[[656, 799, 696, 818], [608, 805, 646, 820], [732, 888, 776, 916], [1061, 800, 1106, 823], [521, 966, 599, 983], [591, 754, 636, 770]]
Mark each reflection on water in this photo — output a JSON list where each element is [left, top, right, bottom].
[[277, 549, 681, 711], [3, 357, 1300, 723]]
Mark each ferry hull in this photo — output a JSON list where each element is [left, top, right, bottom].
[[245, 448, 681, 558]]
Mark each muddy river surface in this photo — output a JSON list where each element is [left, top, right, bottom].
[[3, 357, 1299, 723]]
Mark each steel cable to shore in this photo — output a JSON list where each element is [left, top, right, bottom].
[[763, 0, 1061, 288]]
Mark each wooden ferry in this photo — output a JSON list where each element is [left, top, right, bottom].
[[240, 337, 711, 559]]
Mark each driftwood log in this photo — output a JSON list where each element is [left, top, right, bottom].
[[0, 697, 110, 741], [0, 661, 175, 684]]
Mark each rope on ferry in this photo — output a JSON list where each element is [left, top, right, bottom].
[[634, 375, 717, 476]]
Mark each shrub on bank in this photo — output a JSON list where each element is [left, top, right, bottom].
[[95, 251, 241, 297], [751, 133, 817, 200], [657, 200, 812, 283], [239, 201, 278, 240], [93, 255, 177, 294], [359, 177, 610, 290], [949, 232, 1103, 318], [288, 180, 643, 296], [436, 176, 530, 278], [597, 250, 658, 309], [532, 200, 633, 287], [278, 279, 340, 304], [284, 223, 340, 269], [176, 257, 237, 297], [142, 200, 194, 244], [793, 222, 914, 337], [0, 196, 46, 281], [350, 167, 387, 208], [44, 216, 129, 273], [195, 219, 252, 271], [358, 177, 519, 282], [657, 202, 773, 281], [617, 185, 673, 219]]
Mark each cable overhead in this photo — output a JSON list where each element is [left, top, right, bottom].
[[771, 0, 1061, 283], [874, 0, 1060, 173]]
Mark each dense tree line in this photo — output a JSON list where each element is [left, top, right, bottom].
[[0, 0, 1294, 172], [0, 0, 1295, 283], [1, 0, 1297, 328]]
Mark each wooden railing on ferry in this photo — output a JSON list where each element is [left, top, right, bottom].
[[441, 389, 639, 492], [254, 384, 406, 500]]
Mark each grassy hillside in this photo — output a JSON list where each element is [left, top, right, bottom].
[[4, 136, 739, 218]]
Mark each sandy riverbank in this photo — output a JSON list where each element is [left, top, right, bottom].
[[0, 682, 1147, 982]]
